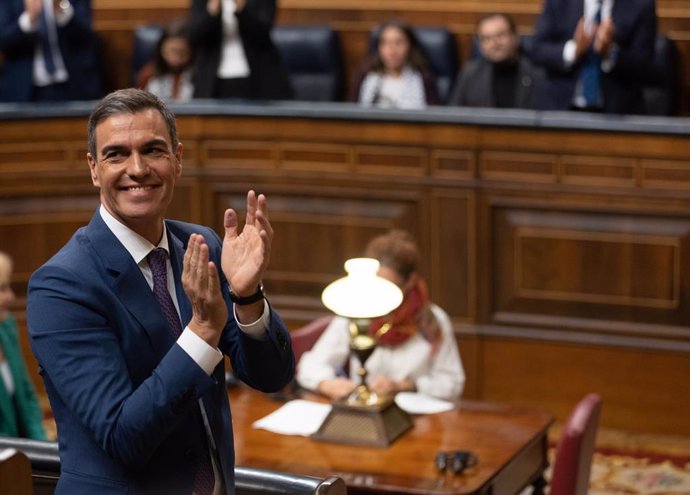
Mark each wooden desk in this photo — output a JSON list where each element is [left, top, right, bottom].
[[229, 386, 553, 495]]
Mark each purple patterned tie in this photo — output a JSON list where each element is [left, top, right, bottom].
[[147, 248, 215, 494], [147, 248, 182, 338]]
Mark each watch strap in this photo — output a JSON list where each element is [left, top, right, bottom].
[[229, 284, 264, 305]]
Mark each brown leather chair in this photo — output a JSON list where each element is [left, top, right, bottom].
[[549, 393, 602, 495], [0, 437, 347, 495]]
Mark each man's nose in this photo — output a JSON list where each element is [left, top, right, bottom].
[[126, 153, 149, 176]]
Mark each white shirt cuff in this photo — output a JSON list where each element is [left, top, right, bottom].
[[55, 3, 74, 27], [18, 12, 37, 33], [563, 40, 577, 68], [234, 299, 270, 339], [178, 328, 224, 375]]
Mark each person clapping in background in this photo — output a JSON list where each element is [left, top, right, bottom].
[[0, 0, 102, 102], [188, 0, 292, 100]]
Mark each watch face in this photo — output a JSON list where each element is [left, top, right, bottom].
[[59, 0, 70, 9]]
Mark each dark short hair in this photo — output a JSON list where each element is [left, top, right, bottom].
[[364, 229, 420, 282], [475, 13, 517, 35], [87, 88, 178, 158]]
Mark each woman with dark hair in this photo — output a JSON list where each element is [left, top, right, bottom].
[[137, 20, 194, 102], [351, 20, 440, 109]]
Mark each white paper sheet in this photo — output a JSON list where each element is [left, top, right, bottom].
[[251, 399, 332, 436], [394, 392, 456, 414]]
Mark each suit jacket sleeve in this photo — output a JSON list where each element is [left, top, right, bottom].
[[236, 0, 276, 46], [609, 0, 657, 79], [0, 1, 36, 56], [188, 0, 223, 49], [28, 261, 219, 469], [58, 0, 98, 45], [530, 0, 573, 73]]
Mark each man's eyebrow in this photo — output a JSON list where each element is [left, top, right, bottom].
[[99, 144, 127, 157], [99, 138, 170, 156]]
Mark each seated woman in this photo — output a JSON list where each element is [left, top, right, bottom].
[[0, 252, 46, 439], [137, 20, 194, 102], [350, 20, 440, 109], [297, 230, 464, 401]]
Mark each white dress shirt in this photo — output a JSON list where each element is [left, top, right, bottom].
[[217, 0, 251, 79]]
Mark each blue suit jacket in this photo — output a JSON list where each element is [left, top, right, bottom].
[[530, 0, 657, 114], [27, 211, 294, 494], [0, 0, 102, 102]]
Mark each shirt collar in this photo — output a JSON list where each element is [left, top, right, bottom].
[[99, 205, 170, 265]]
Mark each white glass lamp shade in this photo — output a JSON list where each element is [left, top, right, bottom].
[[321, 258, 403, 319]]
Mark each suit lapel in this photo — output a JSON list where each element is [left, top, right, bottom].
[[167, 225, 192, 327], [85, 212, 174, 360]]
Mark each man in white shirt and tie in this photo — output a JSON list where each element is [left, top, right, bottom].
[[0, 0, 102, 102], [530, 0, 657, 114]]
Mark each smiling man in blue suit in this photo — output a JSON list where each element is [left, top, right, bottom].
[[27, 88, 294, 494]]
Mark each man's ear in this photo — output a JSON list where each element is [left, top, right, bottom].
[[87, 153, 100, 186]]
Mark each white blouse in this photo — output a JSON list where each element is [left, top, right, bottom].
[[217, 0, 250, 79], [297, 304, 465, 400]]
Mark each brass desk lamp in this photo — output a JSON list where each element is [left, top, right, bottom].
[[312, 258, 413, 447]]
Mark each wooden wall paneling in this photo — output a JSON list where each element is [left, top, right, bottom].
[[203, 140, 278, 170], [354, 145, 428, 176], [279, 142, 351, 173], [560, 155, 637, 187], [640, 158, 690, 189], [429, 189, 475, 322], [480, 338, 690, 436], [430, 149, 476, 179], [480, 151, 558, 183], [490, 203, 690, 336], [455, 333, 482, 400]]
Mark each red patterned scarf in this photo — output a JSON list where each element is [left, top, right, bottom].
[[369, 276, 441, 350]]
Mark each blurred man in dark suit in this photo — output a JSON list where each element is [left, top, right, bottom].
[[449, 13, 543, 109], [530, 0, 656, 114], [0, 0, 102, 102]]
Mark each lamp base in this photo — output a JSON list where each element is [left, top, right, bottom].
[[311, 395, 413, 447]]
